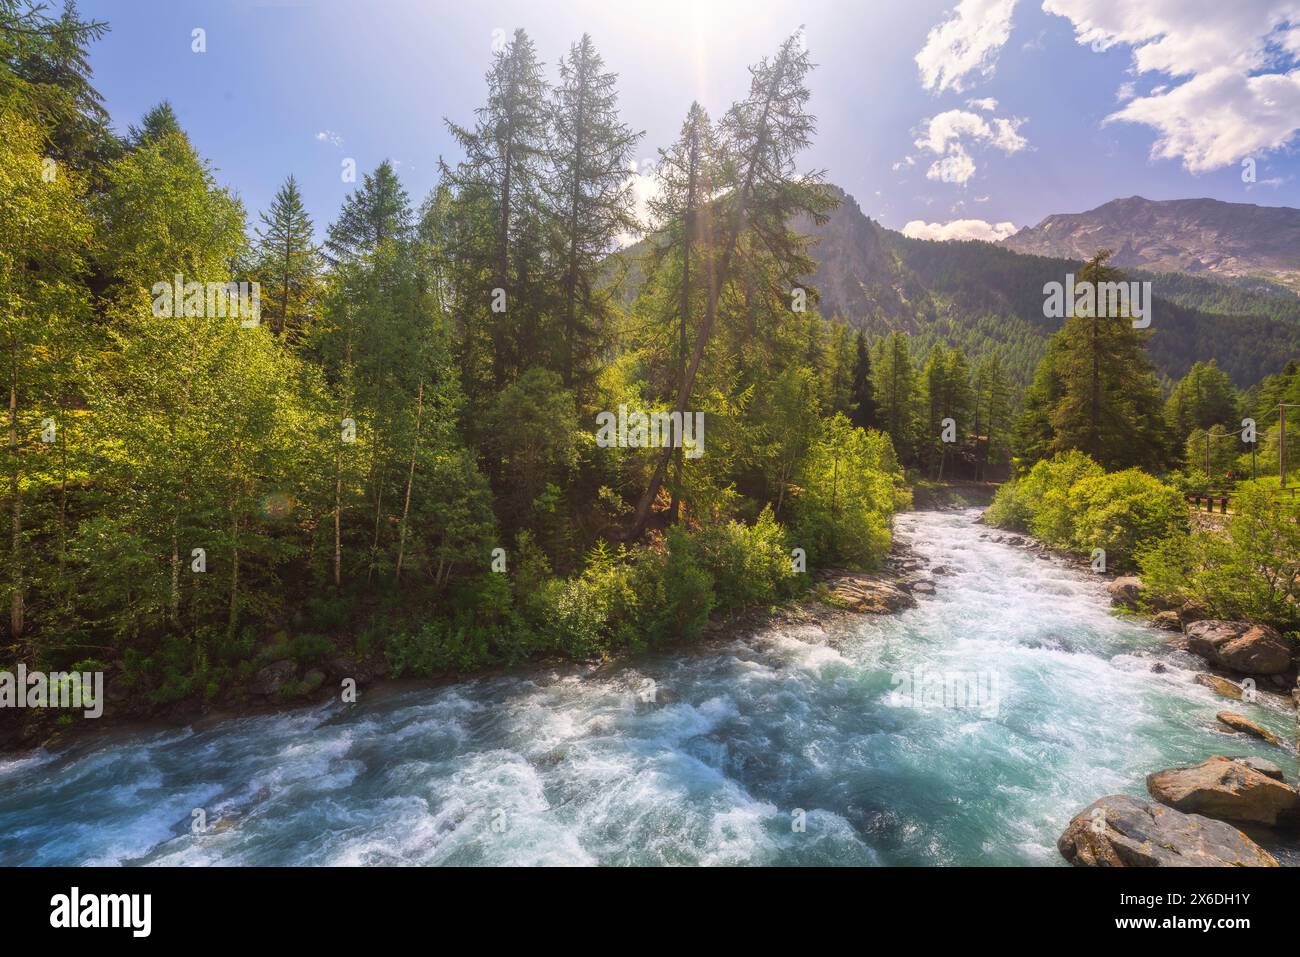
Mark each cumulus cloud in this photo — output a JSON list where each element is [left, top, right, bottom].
[[912, 109, 1028, 185], [967, 97, 999, 111], [1108, 67, 1300, 173], [915, 0, 1020, 93], [1043, 0, 1300, 172], [902, 218, 1018, 242]]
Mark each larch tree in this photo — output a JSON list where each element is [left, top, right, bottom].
[[324, 159, 412, 265], [548, 33, 641, 393], [627, 30, 834, 538], [441, 27, 551, 395]]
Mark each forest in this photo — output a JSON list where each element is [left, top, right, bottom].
[[2, 1, 1297, 717]]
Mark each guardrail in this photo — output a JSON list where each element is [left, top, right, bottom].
[[1185, 493, 1230, 513]]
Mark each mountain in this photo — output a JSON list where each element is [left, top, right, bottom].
[[615, 188, 1300, 389], [794, 189, 1300, 388], [999, 196, 1300, 294]]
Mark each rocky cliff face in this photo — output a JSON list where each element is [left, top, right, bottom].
[[1000, 196, 1300, 293], [791, 187, 910, 323]]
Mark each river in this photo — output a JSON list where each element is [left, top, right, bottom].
[[1, 508, 1295, 866]]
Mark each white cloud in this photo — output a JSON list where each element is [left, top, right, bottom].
[[315, 130, 344, 148], [902, 218, 1018, 242], [1107, 67, 1300, 173], [967, 97, 999, 111], [915, 0, 1020, 93], [1043, 0, 1300, 172], [913, 109, 1028, 184]]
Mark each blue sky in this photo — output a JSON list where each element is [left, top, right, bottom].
[[76, 0, 1300, 243]]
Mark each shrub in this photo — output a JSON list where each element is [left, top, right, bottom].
[[793, 415, 905, 569], [985, 450, 1103, 545], [1069, 468, 1186, 569], [692, 506, 793, 612], [639, 528, 715, 646], [984, 480, 1034, 531], [1138, 483, 1300, 627], [1027, 452, 1105, 547], [385, 615, 497, 677]]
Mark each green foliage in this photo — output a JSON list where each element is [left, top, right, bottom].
[[692, 506, 793, 612], [639, 528, 715, 646], [1015, 253, 1172, 472], [988, 451, 1182, 569], [1138, 483, 1300, 628], [1068, 469, 1186, 569], [793, 414, 907, 569], [1165, 360, 1239, 446], [29, 16, 1262, 716]]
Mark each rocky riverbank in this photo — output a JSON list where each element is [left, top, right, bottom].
[[1066, 570, 1298, 865], [976, 525, 1300, 866]]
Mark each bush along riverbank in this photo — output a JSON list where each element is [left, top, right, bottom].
[[0, 446, 915, 753], [984, 451, 1300, 865]]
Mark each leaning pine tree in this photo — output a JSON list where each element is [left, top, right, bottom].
[[627, 30, 834, 538]]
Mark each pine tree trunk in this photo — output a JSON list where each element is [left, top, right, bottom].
[[669, 135, 698, 525], [333, 444, 343, 589], [169, 529, 180, 625], [395, 380, 424, 581], [563, 71, 586, 388], [227, 504, 240, 639]]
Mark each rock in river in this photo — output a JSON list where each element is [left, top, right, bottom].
[[1146, 756, 1298, 827], [1186, 620, 1295, 675], [1058, 794, 1278, 867], [1216, 711, 1282, 746], [1194, 673, 1244, 700], [820, 573, 916, 614]]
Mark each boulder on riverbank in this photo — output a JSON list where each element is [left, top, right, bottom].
[[1146, 756, 1298, 827], [1150, 610, 1182, 631], [250, 659, 299, 697], [1107, 577, 1143, 609], [818, 572, 916, 614], [1186, 620, 1294, 676], [1058, 794, 1279, 867], [1216, 711, 1283, 746]]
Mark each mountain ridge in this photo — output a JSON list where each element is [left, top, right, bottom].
[[998, 195, 1300, 294], [614, 186, 1300, 389]]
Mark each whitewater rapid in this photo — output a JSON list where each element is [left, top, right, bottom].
[[1, 508, 1295, 866]]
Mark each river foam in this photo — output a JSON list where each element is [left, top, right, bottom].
[[0, 508, 1294, 865]]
